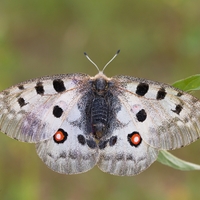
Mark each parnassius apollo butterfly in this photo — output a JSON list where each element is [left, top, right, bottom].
[[0, 50, 200, 176]]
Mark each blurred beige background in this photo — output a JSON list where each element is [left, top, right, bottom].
[[0, 0, 200, 200]]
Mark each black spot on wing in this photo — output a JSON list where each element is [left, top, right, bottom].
[[109, 136, 117, 146], [18, 85, 24, 90], [99, 140, 108, 149], [53, 105, 63, 118], [172, 104, 183, 115], [136, 83, 149, 96], [99, 136, 117, 149], [35, 82, 44, 95], [156, 88, 166, 100], [77, 135, 86, 145], [86, 139, 97, 149], [136, 109, 147, 122], [53, 79, 66, 93], [18, 97, 28, 107], [177, 92, 183, 97]]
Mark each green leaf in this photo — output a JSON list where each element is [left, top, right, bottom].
[[172, 74, 200, 92], [157, 150, 200, 171]]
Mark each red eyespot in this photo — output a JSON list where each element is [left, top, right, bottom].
[[130, 133, 141, 145], [53, 129, 68, 144], [128, 132, 142, 147], [54, 130, 64, 141]]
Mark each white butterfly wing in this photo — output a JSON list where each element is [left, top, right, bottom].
[[113, 75, 200, 150], [35, 113, 99, 174], [98, 75, 200, 176], [0, 74, 90, 143], [97, 103, 159, 176]]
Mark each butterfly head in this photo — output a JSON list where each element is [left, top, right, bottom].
[[92, 76, 109, 96]]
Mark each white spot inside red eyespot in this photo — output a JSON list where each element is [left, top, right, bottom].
[[55, 131, 63, 141], [130, 133, 141, 145], [128, 132, 142, 147]]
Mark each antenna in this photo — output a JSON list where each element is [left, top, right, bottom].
[[102, 49, 120, 72], [84, 50, 120, 73], [84, 52, 100, 72]]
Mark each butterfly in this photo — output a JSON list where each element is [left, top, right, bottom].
[[0, 50, 200, 176]]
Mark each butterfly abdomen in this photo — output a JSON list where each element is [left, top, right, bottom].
[[89, 77, 111, 139], [91, 96, 108, 139]]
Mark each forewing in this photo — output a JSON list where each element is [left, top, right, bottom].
[[113, 75, 200, 150], [0, 73, 90, 143]]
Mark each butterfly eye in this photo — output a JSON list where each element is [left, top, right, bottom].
[[127, 132, 142, 147], [53, 129, 68, 143]]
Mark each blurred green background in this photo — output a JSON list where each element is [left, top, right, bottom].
[[0, 0, 200, 200]]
